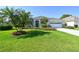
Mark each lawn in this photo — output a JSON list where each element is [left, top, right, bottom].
[[0, 29, 79, 52]]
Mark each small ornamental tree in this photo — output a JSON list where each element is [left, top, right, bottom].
[[38, 16, 48, 28], [0, 7, 31, 35]]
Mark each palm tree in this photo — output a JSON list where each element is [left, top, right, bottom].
[[0, 17, 3, 24], [0, 7, 31, 32], [0, 7, 17, 30], [16, 9, 31, 31]]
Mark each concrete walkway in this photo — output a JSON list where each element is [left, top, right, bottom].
[[57, 28, 79, 36]]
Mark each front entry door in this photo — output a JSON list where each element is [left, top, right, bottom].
[[35, 21, 39, 27]]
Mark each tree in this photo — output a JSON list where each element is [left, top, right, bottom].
[[38, 16, 48, 28], [0, 7, 31, 32], [0, 17, 3, 24], [60, 14, 72, 19], [12, 9, 31, 31]]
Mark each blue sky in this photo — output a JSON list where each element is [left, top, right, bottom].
[[0, 6, 79, 18]]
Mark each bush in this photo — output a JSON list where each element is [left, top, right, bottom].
[[0, 25, 13, 30], [74, 25, 78, 28], [66, 26, 74, 29], [41, 23, 47, 28], [40, 28, 56, 30], [63, 24, 67, 28]]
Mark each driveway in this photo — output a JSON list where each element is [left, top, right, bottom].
[[57, 28, 79, 36]]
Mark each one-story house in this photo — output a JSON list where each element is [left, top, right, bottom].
[[33, 17, 63, 28], [62, 16, 79, 27]]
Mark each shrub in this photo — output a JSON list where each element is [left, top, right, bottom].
[[0, 25, 13, 30], [63, 24, 67, 28], [40, 28, 56, 30], [74, 25, 78, 28], [41, 23, 47, 28], [66, 26, 74, 29]]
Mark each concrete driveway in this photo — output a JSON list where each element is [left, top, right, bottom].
[[57, 28, 79, 36]]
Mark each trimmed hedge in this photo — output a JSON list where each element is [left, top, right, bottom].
[[0, 25, 13, 30], [66, 26, 74, 29], [74, 25, 78, 28]]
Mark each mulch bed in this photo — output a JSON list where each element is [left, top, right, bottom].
[[12, 31, 26, 36]]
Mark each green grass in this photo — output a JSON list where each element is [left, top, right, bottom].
[[74, 28, 79, 30], [0, 29, 79, 52]]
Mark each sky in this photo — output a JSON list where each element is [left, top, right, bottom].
[[0, 6, 79, 18]]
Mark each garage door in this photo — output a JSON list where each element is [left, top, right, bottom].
[[50, 24, 62, 28]]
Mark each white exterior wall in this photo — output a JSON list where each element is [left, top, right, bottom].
[[76, 22, 79, 27], [66, 22, 75, 27], [77, 24, 79, 27]]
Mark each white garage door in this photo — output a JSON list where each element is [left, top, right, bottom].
[[50, 24, 62, 28]]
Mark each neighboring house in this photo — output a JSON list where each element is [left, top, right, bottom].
[[33, 17, 63, 28], [62, 16, 79, 27]]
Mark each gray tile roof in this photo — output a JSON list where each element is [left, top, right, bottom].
[[48, 18, 63, 24], [62, 16, 79, 22], [33, 17, 63, 24]]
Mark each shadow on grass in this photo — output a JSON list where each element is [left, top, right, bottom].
[[17, 30, 50, 39]]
